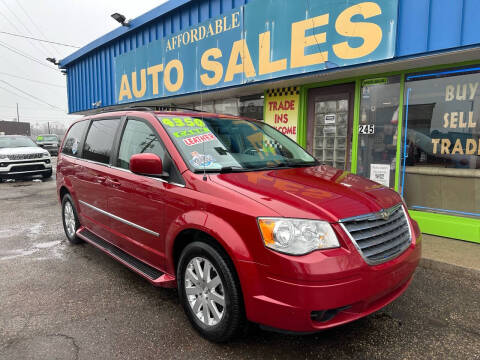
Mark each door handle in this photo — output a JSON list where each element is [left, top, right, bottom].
[[105, 178, 121, 188], [94, 176, 106, 184]]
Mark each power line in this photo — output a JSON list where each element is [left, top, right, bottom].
[[0, 80, 66, 111], [0, 40, 59, 71], [0, 85, 67, 113], [0, 0, 50, 58], [0, 113, 71, 119], [0, 84, 43, 105], [0, 31, 80, 49], [14, 0, 62, 56], [0, 104, 66, 112], [0, 72, 65, 88]]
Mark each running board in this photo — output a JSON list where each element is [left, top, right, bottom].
[[77, 228, 163, 281]]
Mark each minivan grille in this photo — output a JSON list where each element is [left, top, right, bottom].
[[340, 204, 411, 265]]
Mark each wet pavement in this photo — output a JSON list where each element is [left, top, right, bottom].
[[0, 163, 479, 360]]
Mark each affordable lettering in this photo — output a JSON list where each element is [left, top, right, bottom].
[[118, 1, 384, 101]]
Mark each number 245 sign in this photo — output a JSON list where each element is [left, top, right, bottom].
[[359, 124, 375, 134]]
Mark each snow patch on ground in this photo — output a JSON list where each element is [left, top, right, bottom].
[[0, 223, 66, 261], [35, 240, 61, 249]]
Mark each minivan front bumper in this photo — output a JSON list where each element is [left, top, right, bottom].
[[237, 229, 421, 333]]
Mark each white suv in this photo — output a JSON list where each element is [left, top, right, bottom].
[[0, 135, 52, 179]]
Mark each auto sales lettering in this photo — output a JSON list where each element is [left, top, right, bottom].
[[115, 0, 398, 103]]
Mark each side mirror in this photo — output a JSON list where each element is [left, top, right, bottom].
[[130, 153, 168, 178]]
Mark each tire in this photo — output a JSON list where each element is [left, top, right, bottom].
[[42, 170, 53, 179], [177, 241, 245, 342], [61, 194, 83, 244]]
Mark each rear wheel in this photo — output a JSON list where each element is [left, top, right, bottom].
[[61, 194, 83, 244], [177, 241, 245, 342]]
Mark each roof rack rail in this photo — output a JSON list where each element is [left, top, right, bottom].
[[168, 106, 208, 113], [98, 106, 156, 113], [95, 105, 211, 114]]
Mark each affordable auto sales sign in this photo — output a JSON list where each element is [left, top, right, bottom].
[[114, 0, 398, 103]]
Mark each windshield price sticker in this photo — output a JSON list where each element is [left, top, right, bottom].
[[161, 117, 206, 128], [183, 133, 217, 146], [359, 124, 375, 134], [160, 117, 212, 138], [173, 127, 211, 138]]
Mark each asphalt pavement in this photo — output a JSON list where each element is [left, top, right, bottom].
[[0, 162, 479, 360]]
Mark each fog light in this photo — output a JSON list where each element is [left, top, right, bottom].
[[46, 159, 51, 164]]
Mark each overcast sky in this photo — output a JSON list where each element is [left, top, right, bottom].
[[0, 0, 167, 128]]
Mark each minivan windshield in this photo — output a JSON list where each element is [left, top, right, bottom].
[[0, 136, 37, 149], [157, 116, 317, 172]]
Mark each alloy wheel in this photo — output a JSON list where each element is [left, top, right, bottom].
[[184, 256, 225, 326], [63, 201, 76, 238]]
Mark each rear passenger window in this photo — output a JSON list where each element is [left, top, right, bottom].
[[83, 119, 120, 164], [62, 120, 88, 157], [117, 120, 165, 169]]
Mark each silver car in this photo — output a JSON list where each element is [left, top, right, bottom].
[[0, 135, 52, 179]]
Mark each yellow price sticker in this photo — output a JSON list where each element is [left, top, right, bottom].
[[161, 117, 205, 128]]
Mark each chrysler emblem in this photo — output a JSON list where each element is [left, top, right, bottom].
[[380, 210, 390, 220]]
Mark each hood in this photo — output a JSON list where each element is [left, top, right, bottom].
[[0, 146, 49, 157], [210, 165, 401, 222]]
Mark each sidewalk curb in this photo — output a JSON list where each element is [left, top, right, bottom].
[[420, 258, 480, 279]]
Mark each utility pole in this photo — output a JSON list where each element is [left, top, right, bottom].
[[16, 103, 19, 122], [47, 122, 50, 134]]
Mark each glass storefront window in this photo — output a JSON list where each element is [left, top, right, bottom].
[[403, 67, 480, 217], [238, 95, 264, 120], [186, 94, 264, 120], [357, 76, 401, 188]]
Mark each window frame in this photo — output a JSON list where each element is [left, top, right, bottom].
[[81, 116, 123, 166], [112, 116, 185, 186], [61, 119, 90, 158]]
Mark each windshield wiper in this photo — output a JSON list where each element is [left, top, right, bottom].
[[219, 166, 248, 173], [192, 166, 247, 174], [284, 160, 319, 168]]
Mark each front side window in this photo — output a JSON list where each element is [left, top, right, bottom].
[[157, 116, 316, 172], [62, 120, 88, 157], [83, 119, 120, 164], [117, 120, 166, 169]]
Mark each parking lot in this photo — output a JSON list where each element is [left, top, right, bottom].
[[0, 161, 479, 360]]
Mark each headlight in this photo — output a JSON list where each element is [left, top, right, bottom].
[[258, 218, 339, 255], [42, 152, 50, 158]]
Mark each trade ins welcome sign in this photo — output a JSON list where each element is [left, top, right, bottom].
[[114, 0, 398, 103]]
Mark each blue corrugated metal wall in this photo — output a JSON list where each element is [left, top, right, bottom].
[[64, 0, 480, 113], [396, 0, 480, 56], [65, 0, 251, 113]]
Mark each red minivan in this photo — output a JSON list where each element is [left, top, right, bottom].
[[57, 109, 421, 342]]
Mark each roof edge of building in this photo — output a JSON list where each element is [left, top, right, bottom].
[[59, 0, 193, 68]]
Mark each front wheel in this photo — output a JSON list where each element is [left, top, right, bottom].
[[177, 241, 245, 342]]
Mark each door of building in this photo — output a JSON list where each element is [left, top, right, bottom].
[[307, 83, 355, 171]]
